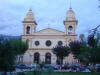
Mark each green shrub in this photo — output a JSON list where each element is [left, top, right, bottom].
[[18, 72, 26, 75]]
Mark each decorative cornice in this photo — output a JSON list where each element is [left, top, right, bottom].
[[63, 20, 78, 25], [36, 28, 64, 33], [28, 48, 52, 50], [22, 21, 37, 25], [22, 34, 77, 36]]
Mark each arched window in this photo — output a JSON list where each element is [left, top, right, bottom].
[[34, 52, 40, 64], [68, 26, 73, 34], [26, 26, 30, 34], [45, 53, 51, 64]]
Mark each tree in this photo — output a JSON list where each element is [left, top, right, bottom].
[[88, 34, 95, 47], [9, 38, 28, 55], [78, 44, 92, 65], [87, 33, 100, 71], [68, 25, 100, 73], [78, 25, 100, 72], [69, 41, 81, 59], [0, 37, 28, 75], [88, 25, 100, 47], [52, 45, 70, 64], [98, 0, 100, 8], [79, 34, 85, 43], [78, 39, 100, 72]]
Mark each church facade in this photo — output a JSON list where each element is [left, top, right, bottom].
[[21, 7, 78, 65]]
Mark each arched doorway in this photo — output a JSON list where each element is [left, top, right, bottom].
[[45, 53, 51, 64], [34, 52, 40, 64]]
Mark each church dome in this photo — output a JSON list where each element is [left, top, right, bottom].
[[24, 8, 35, 21], [66, 7, 76, 21]]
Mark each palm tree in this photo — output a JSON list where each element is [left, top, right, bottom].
[[79, 34, 84, 43]]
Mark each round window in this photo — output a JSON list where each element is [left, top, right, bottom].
[[58, 41, 63, 46], [35, 41, 39, 46], [46, 40, 51, 46]]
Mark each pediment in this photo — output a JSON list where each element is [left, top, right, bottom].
[[34, 28, 65, 35]]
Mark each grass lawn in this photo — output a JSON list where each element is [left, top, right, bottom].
[[17, 72, 100, 75]]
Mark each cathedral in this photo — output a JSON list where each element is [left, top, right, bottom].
[[21, 7, 78, 65]]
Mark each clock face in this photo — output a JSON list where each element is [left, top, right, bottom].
[[46, 40, 51, 46], [58, 41, 63, 46], [35, 41, 39, 46]]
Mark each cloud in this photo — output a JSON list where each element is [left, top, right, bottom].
[[0, 0, 100, 36]]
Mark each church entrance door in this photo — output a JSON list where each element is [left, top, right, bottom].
[[45, 53, 51, 64], [34, 52, 40, 64]]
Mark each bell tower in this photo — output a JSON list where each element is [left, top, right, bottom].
[[64, 7, 78, 35], [22, 8, 37, 35]]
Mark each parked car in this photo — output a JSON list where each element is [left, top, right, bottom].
[[16, 64, 30, 69], [26, 64, 33, 69], [61, 65, 70, 69], [56, 65, 61, 69], [31, 63, 40, 68], [81, 68, 91, 72], [96, 64, 100, 72], [44, 64, 58, 70], [70, 64, 85, 72], [50, 64, 58, 70]]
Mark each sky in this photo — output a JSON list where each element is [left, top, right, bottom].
[[0, 0, 100, 37]]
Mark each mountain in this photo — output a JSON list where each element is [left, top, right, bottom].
[[0, 34, 21, 40]]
